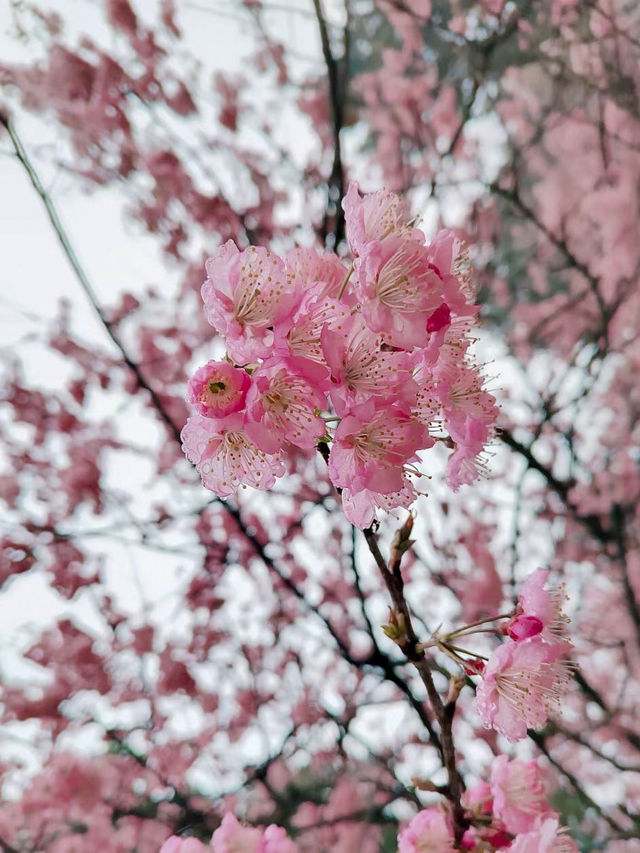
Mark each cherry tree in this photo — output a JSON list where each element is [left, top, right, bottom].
[[0, 1, 639, 851]]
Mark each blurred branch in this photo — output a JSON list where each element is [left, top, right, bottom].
[[492, 183, 610, 338], [499, 427, 615, 543], [530, 730, 636, 835], [611, 502, 640, 648], [312, 0, 346, 249], [0, 835, 20, 853], [0, 113, 183, 443]]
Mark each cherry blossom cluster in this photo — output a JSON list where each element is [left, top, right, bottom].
[[399, 758, 577, 852], [393, 568, 573, 743], [474, 569, 573, 742], [160, 761, 578, 853], [160, 814, 296, 853], [182, 183, 497, 527]]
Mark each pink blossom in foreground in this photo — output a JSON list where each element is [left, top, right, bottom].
[[425, 228, 476, 312], [184, 185, 498, 523], [436, 358, 497, 428], [490, 756, 554, 834], [328, 399, 430, 494], [504, 816, 579, 852], [507, 569, 571, 647], [397, 807, 456, 853], [475, 637, 572, 741], [181, 413, 285, 497], [202, 242, 296, 364], [342, 181, 413, 257], [187, 360, 250, 419], [160, 837, 209, 853]]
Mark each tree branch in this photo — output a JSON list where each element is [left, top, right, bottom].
[[362, 522, 467, 843], [311, 0, 346, 249]]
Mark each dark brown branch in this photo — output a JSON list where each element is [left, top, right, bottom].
[[362, 522, 468, 844], [611, 503, 640, 648], [311, 0, 346, 249], [0, 836, 20, 853]]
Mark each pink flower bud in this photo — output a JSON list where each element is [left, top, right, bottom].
[[464, 659, 486, 676], [507, 614, 544, 641], [187, 360, 250, 419]]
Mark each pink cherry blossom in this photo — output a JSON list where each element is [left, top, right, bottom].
[[321, 315, 417, 415], [425, 229, 476, 312], [210, 815, 298, 853], [507, 569, 571, 648], [182, 185, 496, 513], [160, 837, 209, 853], [475, 637, 572, 741], [245, 356, 327, 449], [341, 478, 417, 529], [187, 360, 250, 418], [283, 246, 347, 300], [504, 816, 579, 852], [397, 807, 456, 853], [202, 242, 296, 364], [273, 282, 349, 365], [342, 181, 413, 257], [261, 824, 298, 853], [328, 400, 430, 496], [211, 814, 262, 853], [445, 415, 494, 490], [490, 756, 554, 834], [436, 359, 497, 429], [181, 413, 285, 496], [355, 234, 442, 348]]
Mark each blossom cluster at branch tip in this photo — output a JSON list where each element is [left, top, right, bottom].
[[475, 569, 573, 742], [182, 183, 497, 527], [396, 764, 577, 852]]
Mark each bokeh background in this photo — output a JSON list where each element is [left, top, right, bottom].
[[1, 1, 639, 851]]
